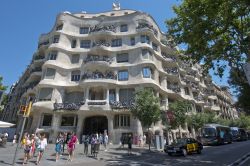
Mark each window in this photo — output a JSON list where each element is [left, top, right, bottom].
[[184, 87, 190, 95], [118, 70, 128, 81], [109, 89, 116, 103], [80, 27, 89, 34], [119, 88, 135, 104], [120, 24, 128, 32], [71, 54, 80, 64], [53, 35, 60, 43], [80, 40, 91, 48], [114, 114, 130, 128], [42, 114, 52, 126], [130, 37, 135, 46], [116, 53, 128, 63], [140, 35, 150, 44], [45, 68, 56, 79], [142, 49, 152, 59], [71, 39, 77, 48], [152, 43, 158, 51], [39, 88, 53, 101], [56, 24, 63, 31], [64, 91, 84, 103], [71, 70, 81, 81], [61, 116, 76, 126], [111, 39, 122, 47], [48, 51, 57, 60], [143, 67, 151, 78]]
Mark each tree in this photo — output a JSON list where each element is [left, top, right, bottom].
[[228, 67, 250, 114], [166, 0, 250, 76], [0, 76, 7, 91], [169, 101, 191, 139], [130, 89, 161, 150]]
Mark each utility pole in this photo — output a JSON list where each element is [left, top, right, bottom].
[[12, 101, 32, 166]]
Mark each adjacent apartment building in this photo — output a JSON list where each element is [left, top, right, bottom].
[[1, 5, 238, 143]]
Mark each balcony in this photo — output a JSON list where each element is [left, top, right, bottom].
[[34, 55, 45, 61], [164, 67, 179, 75], [162, 53, 177, 62], [54, 101, 85, 111], [136, 22, 158, 36], [167, 84, 181, 93], [194, 96, 204, 102], [110, 100, 134, 109], [84, 55, 112, 64], [38, 40, 49, 49], [31, 67, 42, 73], [87, 100, 106, 105], [89, 24, 117, 34], [81, 71, 117, 80], [92, 40, 111, 47]]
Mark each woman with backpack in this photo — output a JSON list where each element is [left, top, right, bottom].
[[55, 133, 64, 162]]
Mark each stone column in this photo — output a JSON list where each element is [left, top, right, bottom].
[[76, 115, 84, 142], [107, 115, 114, 144], [85, 87, 89, 104], [51, 113, 61, 143], [106, 88, 109, 104], [161, 76, 167, 89], [115, 88, 119, 102]]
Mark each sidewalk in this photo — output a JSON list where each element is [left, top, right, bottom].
[[0, 143, 160, 166]]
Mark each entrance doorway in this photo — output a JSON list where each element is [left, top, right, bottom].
[[83, 116, 108, 135]]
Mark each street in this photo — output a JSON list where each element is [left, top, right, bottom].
[[0, 141, 250, 166]]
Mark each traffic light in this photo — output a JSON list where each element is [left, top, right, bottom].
[[19, 105, 27, 115], [25, 102, 32, 117]]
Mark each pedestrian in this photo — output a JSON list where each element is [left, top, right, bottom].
[[103, 133, 108, 151], [67, 132, 78, 162], [62, 132, 67, 153], [143, 134, 147, 147], [30, 134, 36, 158], [139, 135, 143, 147], [22, 134, 31, 165], [55, 133, 64, 162], [12, 134, 17, 146], [83, 135, 89, 156], [127, 134, 132, 155], [90, 134, 97, 155], [36, 134, 47, 165]]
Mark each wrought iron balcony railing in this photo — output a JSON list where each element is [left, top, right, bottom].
[[110, 100, 135, 109], [84, 55, 112, 63], [81, 71, 117, 80], [89, 24, 117, 33], [136, 22, 158, 36], [164, 67, 179, 75], [54, 101, 85, 111]]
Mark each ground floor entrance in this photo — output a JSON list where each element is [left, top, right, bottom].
[[83, 116, 108, 135]]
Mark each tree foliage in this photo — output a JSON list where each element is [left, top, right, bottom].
[[0, 76, 7, 91], [166, 0, 250, 77], [130, 89, 161, 128], [168, 100, 191, 129], [228, 67, 250, 114]]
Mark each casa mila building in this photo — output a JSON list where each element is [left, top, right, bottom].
[[2, 5, 238, 143]]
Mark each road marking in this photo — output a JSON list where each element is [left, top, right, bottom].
[[228, 152, 250, 166]]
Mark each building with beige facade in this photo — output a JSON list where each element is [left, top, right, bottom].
[[1, 6, 238, 143]]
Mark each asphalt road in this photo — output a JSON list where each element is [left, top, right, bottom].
[[106, 140, 250, 166], [0, 141, 250, 166]]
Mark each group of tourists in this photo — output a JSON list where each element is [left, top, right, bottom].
[[20, 131, 110, 165], [82, 132, 109, 157], [21, 132, 47, 165]]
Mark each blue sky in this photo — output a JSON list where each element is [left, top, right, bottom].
[[0, 0, 230, 95]]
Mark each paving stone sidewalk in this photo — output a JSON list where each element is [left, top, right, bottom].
[[0, 143, 158, 166]]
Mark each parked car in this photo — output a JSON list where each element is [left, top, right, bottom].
[[164, 138, 203, 156], [230, 127, 248, 141]]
